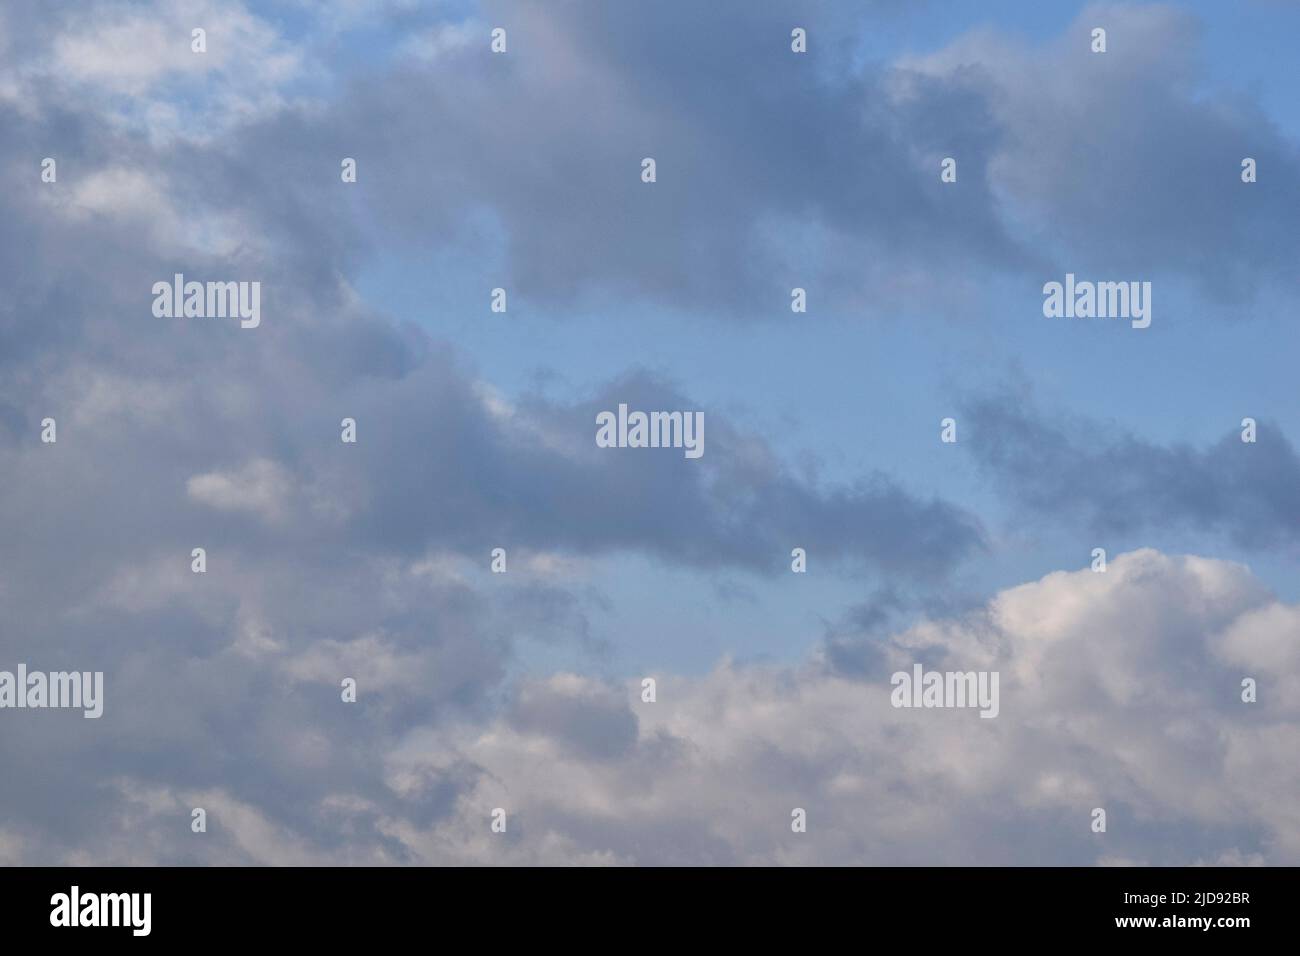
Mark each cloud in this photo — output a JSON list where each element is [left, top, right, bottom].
[[366, 550, 1298, 866], [1, 0, 306, 139], [187, 458, 295, 523], [901, 2, 1300, 300], [961, 389, 1300, 554], [507, 675, 639, 761], [11, 548, 1288, 866], [253, 0, 1034, 316], [308, 364, 986, 577], [1, 1, 1297, 870], [183, 0, 1300, 319], [0, 8, 988, 861]]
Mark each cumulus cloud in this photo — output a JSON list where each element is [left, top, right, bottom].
[[15, 548, 1284, 866], [10, 549, 1291, 866], [364, 550, 1298, 866]]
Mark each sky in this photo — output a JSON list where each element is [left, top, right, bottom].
[[0, 0, 1297, 865]]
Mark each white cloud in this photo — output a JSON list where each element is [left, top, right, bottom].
[[374, 550, 1300, 865], [38, 166, 252, 256], [186, 458, 295, 523], [4, 0, 307, 139]]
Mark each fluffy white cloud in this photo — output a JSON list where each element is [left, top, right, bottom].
[[366, 550, 1298, 865]]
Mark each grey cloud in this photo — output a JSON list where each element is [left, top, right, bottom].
[[317, 365, 987, 577], [0, 1, 987, 866], [206, 0, 1300, 319], [962, 389, 1300, 554], [904, 2, 1300, 301], [216, 0, 1035, 317], [10, 2, 1300, 320], [507, 676, 638, 761]]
